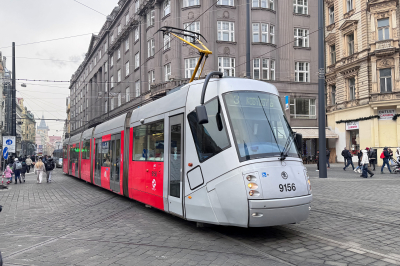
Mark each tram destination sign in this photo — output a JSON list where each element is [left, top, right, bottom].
[[378, 109, 395, 120]]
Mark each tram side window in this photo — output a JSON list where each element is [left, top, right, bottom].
[[187, 97, 230, 162], [82, 140, 90, 159], [63, 145, 67, 158], [70, 146, 75, 161], [102, 141, 111, 167], [132, 121, 164, 161]]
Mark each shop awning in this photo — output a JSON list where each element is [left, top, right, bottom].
[[292, 127, 339, 139]]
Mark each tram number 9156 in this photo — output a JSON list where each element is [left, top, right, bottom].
[[279, 183, 296, 192]]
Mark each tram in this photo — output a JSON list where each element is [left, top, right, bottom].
[[63, 27, 312, 227]]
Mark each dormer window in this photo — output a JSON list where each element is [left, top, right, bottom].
[[378, 18, 389, 41]]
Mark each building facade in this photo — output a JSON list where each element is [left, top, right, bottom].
[[325, 0, 400, 162], [17, 98, 36, 156], [0, 52, 10, 152], [69, 0, 324, 158], [36, 116, 50, 156]]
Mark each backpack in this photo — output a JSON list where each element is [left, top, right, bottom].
[[380, 152, 385, 159], [46, 161, 54, 171], [16, 162, 22, 170]]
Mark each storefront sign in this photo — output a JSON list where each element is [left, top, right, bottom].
[[378, 109, 395, 120], [345, 121, 359, 130]]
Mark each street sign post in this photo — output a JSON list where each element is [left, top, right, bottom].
[[3, 136, 16, 153], [285, 96, 289, 110], [3, 147, 9, 160]]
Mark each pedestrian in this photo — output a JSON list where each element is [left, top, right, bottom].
[[45, 157, 55, 183], [380, 147, 392, 174], [20, 160, 27, 183], [4, 165, 13, 184], [42, 155, 47, 165], [25, 156, 32, 173], [354, 150, 363, 173], [360, 149, 374, 178], [388, 148, 395, 166], [31, 155, 35, 163], [316, 151, 320, 172], [342, 147, 355, 171], [12, 158, 22, 184], [34, 158, 46, 183], [368, 148, 377, 171], [326, 148, 330, 169]]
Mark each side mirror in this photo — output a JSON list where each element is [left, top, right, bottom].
[[295, 133, 302, 152], [195, 105, 208, 124]]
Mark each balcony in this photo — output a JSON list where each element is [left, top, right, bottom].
[[374, 39, 396, 57]]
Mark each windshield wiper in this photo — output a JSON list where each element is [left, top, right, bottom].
[[257, 97, 282, 155], [280, 115, 296, 161]]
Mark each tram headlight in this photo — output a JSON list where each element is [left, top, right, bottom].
[[247, 183, 258, 189], [249, 190, 260, 197], [246, 175, 256, 181]]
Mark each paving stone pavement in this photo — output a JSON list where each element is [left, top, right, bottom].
[[0, 165, 399, 266]]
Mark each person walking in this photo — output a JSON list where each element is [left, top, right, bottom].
[[342, 148, 354, 171], [381, 147, 392, 174], [25, 156, 32, 173], [4, 165, 13, 184], [388, 148, 395, 166], [396, 148, 400, 162], [34, 158, 46, 183], [369, 148, 377, 171], [326, 148, 330, 169], [20, 160, 27, 183], [360, 149, 374, 178], [45, 157, 55, 183], [12, 158, 22, 184], [316, 151, 320, 172], [354, 150, 363, 173]]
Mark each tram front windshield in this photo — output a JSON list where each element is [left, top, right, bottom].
[[223, 91, 298, 162]]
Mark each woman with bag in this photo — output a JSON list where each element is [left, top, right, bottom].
[[34, 158, 46, 183]]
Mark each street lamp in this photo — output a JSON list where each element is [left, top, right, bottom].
[[21, 83, 27, 87]]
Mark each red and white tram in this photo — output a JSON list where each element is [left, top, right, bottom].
[[63, 74, 312, 227]]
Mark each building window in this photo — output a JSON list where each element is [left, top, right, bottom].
[[183, 0, 200, 7], [253, 23, 272, 43], [262, 59, 269, 79], [347, 33, 354, 55], [252, 24, 259, 42], [217, 0, 234, 6], [294, 28, 309, 47], [148, 70, 155, 90], [261, 24, 269, 43], [270, 0, 274, 10], [147, 39, 155, 57], [110, 55, 114, 67], [135, 1, 139, 13], [125, 87, 130, 102], [163, 0, 170, 17], [125, 61, 129, 76], [294, 0, 308, 14], [346, 0, 353, 12], [118, 24, 122, 35], [290, 98, 316, 119], [378, 18, 389, 41], [105, 81, 108, 92], [295, 62, 309, 82], [111, 97, 114, 110], [184, 21, 200, 42], [125, 13, 129, 25], [111, 76, 114, 88], [118, 69, 121, 82], [104, 42, 107, 52], [217, 57, 235, 77], [99, 50, 102, 59], [217, 21, 235, 42], [105, 61, 108, 72], [125, 38, 129, 52], [164, 63, 171, 81], [135, 52, 140, 68], [117, 49, 121, 60], [329, 6, 334, 24], [164, 33, 171, 50], [330, 45, 336, 64], [331, 85, 336, 105], [270, 25, 275, 44], [147, 10, 155, 26], [380, 68, 392, 92], [349, 77, 356, 100], [86, 99, 88, 108], [271, 60, 275, 80], [135, 28, 139, 41], [253, 59, 260, 79], [117, 93, 121, 107], [105, 101, 108, 113], [185, 58, 200, 78], [111, 34, 114, 43], [252, 0, 270, 8], [135, 80, 140, 97]]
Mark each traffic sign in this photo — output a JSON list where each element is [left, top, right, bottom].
[[3, 136, 16, 153], [3, 147, 8, 160]]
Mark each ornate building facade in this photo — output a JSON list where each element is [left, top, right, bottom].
[[325, 0, 400, 162], [17, 98, 36, 156]]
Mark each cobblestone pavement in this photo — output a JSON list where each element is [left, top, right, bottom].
[[0, 165, 399, 266]]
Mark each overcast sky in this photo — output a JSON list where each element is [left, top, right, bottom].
[[0, 0, 119, 137]]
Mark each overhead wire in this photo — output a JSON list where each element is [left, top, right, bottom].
[[72, 0, 107, 16]]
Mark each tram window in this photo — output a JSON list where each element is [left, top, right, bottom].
[[63, 145, 67, 158], [188, 97, 230, 162], [102, 141, 111, 167], [132, 121, 164, 161], [82, 140, 90, 159]]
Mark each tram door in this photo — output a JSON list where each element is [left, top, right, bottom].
[[94, 139, 101, 185], [110, 134, 121, 192], [168, 114, 184, 216]]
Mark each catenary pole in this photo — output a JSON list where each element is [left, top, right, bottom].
[[12, 42, 16, 138], [246, 0, 251, 78], [318, 0, 327, 178]]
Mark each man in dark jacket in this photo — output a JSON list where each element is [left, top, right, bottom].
[[369, 148, 377, 171], [342, 147, 354, 171], [45, 157, 55, 183], [381, 147, 392, 174]]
